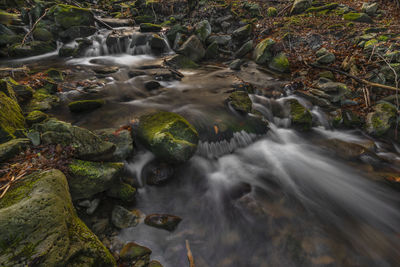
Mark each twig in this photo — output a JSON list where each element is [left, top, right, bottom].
[[21, 8, 49, 46], [185, 240, 195, 267]]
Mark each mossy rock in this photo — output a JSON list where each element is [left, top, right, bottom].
[[253, 38, 276, 65], [165, 54, 199, 69], [32, 28, 53, 42], [95, 128, 133, 161], [232, 24, 252, 42], [1, 77, 33, 103], [0, 138, 30, 162], [8, 41, 56, 58], [194, 20, 211, 42], [25, 110, 48, 126], [364, 39, 378, 50], [365, 102, 397, 136], [68, 99, 105, 113], [139, 23, 162, 32], [227, 91, 252, 114], [49, 4, 95, 29], [45, 68, 64, 82], [68, 159, 124, 200], [291, 0, 312, 15], [0, 10, 19, 26], [166, 24, 187, 44], [288, 99, 312, 131], [0, 169, 117, 267], [26, 88, 60, 112], [268, 53, 290, 73], [0, 91, 25, 143], [205, 41, 219, 59], [177, 35, 205, 62], [343, 12, 373, 23], [136, 111, 199, 163], [305, 3, 339, 13], [106, 182, 136, 202], [119, 242, 151, 265], [134, 15, 154, 24]]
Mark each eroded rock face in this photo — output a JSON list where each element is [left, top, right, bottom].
[[136, 111, 199, 163], [0, 169, 116, 267]]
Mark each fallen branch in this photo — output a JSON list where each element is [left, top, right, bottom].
[[307, 62, 400, 92], [21, 8, 49, 46], [185, 240, 195, 267]]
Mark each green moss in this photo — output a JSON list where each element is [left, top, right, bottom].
[[134, 15, 154, 24], [305, 3, 338, 13], [364, 38, 378, 50], [253, 38, 275, 65], [0, 91, 25, 143], [45, 68, 64, 82], [26, 110, 48, 125], [228, 91, 252, 113], [343, 12, 372, 23], [32, 28, 53, 42], [267, 7, 277, 17], [268, 53, 290, 73], [289, 99, 312, 131], [68, 99, 105, 113], [377, 35, 389, 41], [139, 23, 162, 32], [107, 182, 136, 202], [69, 160, 123, 180], [49, 4, 94, 29]]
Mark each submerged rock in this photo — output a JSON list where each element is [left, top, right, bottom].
[[68, 159, 124, 200], [144, 214, 182, 231], [119, 242, 151, 266], [68, 99, 105, 113], [136, 111, 199, 163], [0, 169, 116, 267]]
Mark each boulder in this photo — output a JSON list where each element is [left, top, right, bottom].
[[49, 4, 95, 29], [207, 35, 232, 46], [106, 182, 136, 202], [365, 102, 397, 136], [144, 214, 182, 231], [95, 128, 134, 161], [229, 59, 244, 70], [287, 99, 312, 130], [232, 24, 252, 42], [165, 54, 199, 69], [0, 91, 25, 143], [26, 88, 60, 112], [205, 41, 219, 59], [291, 0, 312, 15], [343, 12, 373, 23], [177, 35, 205, 62], [111, 205, 139, 229], [68, 159, 124, 200], [316, 48, 335, 64], [149, 34, 168, 51], [136, 111, 199, 163], [235, 40, 253, 58], [0, 138, 29, 162], [361, 2, 378, 16], [32, 28, 53, 42], [253, 38, 276, 65], [227, 91, 252, 113], [8, 41, 56, 57], [195, 20, 211, 42], [268, 53, 290, 73], [68, 99, 105, 113], [0, 169, 116, 267], [25, 110, 48, 126], [139, 23, 162, 32], [33, 119, 116, 161], [59, 26, 97, 42]]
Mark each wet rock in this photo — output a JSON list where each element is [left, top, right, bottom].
[[0, 169, 116, 267], [143, 160, 174, 185], [318, 82, 348, 93], [365, 102, 397, 137], [85, 198, 101, 215], [195, 20, 211, 42], [144, 214, 182, 231], [99, 18, 134, 27], [144, 80, 161, 90], [148, 68, 182, 81], [33, 119, 116, 161], [32, 27, 53, 42], [149, 260, 163, 267], [0, 138, 30, 162], [26, 88, 60, 112], [95, 128, 134, 161], [253, 38, 276, 65], [93, 66, 119, 75], [149, 34, 167, 51], [136, 111, 199, 163], [287, 99, 312, 131], [165, 54, 199, 69], [229, 59, 244, 70], [59, 26, 97, 42], [1, 77, 33, 103], [68, 159, 123, 200], [111, 205, 139, 229], [0, 89, 25, 143], [207, 35, 232, 46], [228, 182, 251, 199], [119, 242, 151, 266], [177, 35, 205, 62], [106, 29, 134, 49], [232, 24, 252, 42], [8, 41, 56, 57], [128, 70, 147, 78], [320, 138, 375, 159], [291, 0, 312, 15], [235, 40, 253, 58], [140, 23, 162, 32], [166, 24, 188, 45], [227, 91, 252, 113], [295, 91, 332, 109], [205, 41, 219, 59], [343, 12, 373, 23], [68, 99, 105, 113], [107, 182, 136, 202], [269, 53, 290, 73], [49, 4, 95, 29]]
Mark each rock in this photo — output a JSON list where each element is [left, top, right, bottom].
[[143, 160, 174, 185], [235, 40, 253, 58], [128, 70, 147, 78], [166, 24, 187, 44], [316, 48, 335, 64], [119, 242, 151, 266], [68, 99, 105, 113], [93, 66, 119, 75], [318, 82, 348, 93], [362, 2, 378, 16], [291, 0, 312, 15], [136, 111, 199, 163], [287, 99, 312, 131], [205, 41, 219, 59], [107, 182, 136, 202], [0, 90, 25, 143], [343, 12, 373, 23], [149, 260, 163, 267], [253, 38, 276, 65], [144, 80, 161, 90], [365, 102, 397, 136], [165, 54, 199, 69], [27, 130, 40, 146], [268, 53, 290, 73], [26, 88, 60, 112], [98, 18, 134, 27], [0, 138, 29, 162], [232, 24, 252, 42], [149, 34, 167, 51], [49, 4, 95, 29], [207, 35, 232, 46], [195, 20, 211, 42], [95, 128, 134, 161], [8, 41, 56, 57], [177, 35, 205, 62], [144, 214, 182, 231], [1, 77, 33, 103], [32, 27, 53, 42], [0, 169, 116, 267], [68, 159, 124, 200], [229, 59, 244, 70], [267, 7, 278, 17], [111, 205, 138, 229], [139, 23, 162, 32], [320, 138, 374, 159], [227, 91, 252, 113], [294, 91, 332, 109], [85, 198, 100, 215], [34, 119, 116, 161]]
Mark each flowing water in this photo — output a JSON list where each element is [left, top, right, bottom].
[[2, 27, 400, 267]]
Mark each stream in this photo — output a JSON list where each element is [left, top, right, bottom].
[[2, 27, 400, 267]]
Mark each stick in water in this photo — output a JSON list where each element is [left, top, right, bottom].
[[185, 240, 195, 267]]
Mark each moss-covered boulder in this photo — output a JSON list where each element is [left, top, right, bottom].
[[95, 128, 134, 161], [253, 38, 276, 65], [0, 91, 25, 143], [287, 99, 312, 131], [68, 159, 124, 200], [26, 88, 60, 112], [59, 26, 97, 42], [0, 138, 29, 162], [49, 4, 94, 29], [33, 119, 116, 161], [268, 53, 290, 73], [227, 91, 252, 114], [68, 99, 105, 113], [343, 12, 373, 23], [139, 23, 162, 32], [235, 40, 253, 59], [136, 111, 199, 163], [365, 102, 397, 137], [194, 20, 211, 42], [32, 27, 53, 42], [1, 77, 33, 103], [106, 182, 136, 202], [232, 24, 252, 42], [177, 35, 205, 62], [165, 54, 199, 69], [0, 169, 116, 267], [8, 41, 56, 57]]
